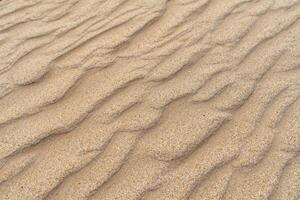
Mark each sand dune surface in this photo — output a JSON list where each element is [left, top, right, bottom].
[[0, 0, 300, 199]]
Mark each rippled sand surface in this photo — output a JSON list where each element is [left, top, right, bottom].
[[0, 0, 300, 199]]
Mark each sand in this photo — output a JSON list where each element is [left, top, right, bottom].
[[0, 0, 300, 199]]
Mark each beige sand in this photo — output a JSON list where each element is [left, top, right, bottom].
[[0, 0, 300, 199]]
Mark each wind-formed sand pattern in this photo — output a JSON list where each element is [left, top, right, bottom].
[[0, 0, 300, 199]]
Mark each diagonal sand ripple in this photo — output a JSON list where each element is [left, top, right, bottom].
[[0, 0, 300, 199]]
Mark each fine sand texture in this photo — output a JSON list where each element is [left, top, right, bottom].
[[0, 0, 300, 199]]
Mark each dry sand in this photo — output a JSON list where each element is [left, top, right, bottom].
[[0, 0, 300, 199]]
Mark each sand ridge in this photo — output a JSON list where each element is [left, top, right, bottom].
[[0, 0, 300, 199]]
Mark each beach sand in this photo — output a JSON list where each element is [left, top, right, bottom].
[[0, 0, 300, 199]]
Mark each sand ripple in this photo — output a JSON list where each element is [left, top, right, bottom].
[[0, 0, 300, 199]]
